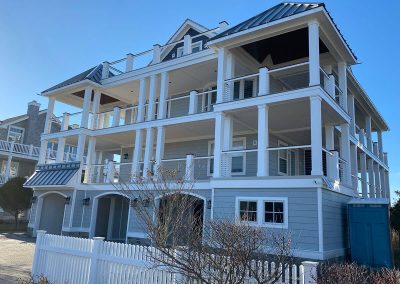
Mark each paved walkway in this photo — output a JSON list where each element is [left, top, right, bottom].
[[0, 233, 35, 283]]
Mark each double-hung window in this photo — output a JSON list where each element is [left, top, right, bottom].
[[232, 78, 258, 100], [7, 126, 24, 143], [236, 197, 288, 228]]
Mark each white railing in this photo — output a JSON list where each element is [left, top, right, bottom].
[[102, 27, 221, 80], [32, 232, 318, 284], [0, 140, 40, 158]]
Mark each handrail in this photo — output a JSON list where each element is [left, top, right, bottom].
[[269, 61, 309, 74], [166, 94, 190, 102], [266, 145, 311, 151], [322, 148, 334, 156], [161, 157, 187, 162], [191, 27, 220, 41], [319, 67, 330, 79], [225, 73, 259, 83], [222, 148, 258, 154], [197, 89, 217, 96]]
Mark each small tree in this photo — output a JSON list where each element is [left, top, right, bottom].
[[391, 190, 400, 232], [0, 177, 32, 228], [114, 166, 294, 283]]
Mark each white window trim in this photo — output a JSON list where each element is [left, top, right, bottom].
[[207, 137, 246, 176], [191, 41, 203, 53], [235, 197, 288, 229], [7, 126, 25, 143], [176, 46, 184, 58]]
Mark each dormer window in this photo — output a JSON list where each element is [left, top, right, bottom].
[[7, 126, 24, 143], [177, 46, 184, 58], [191, 41, 202, 53]]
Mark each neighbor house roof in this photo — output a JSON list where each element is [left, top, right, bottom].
[[0, 109, 49, 128], [43, 64, 109, 93], [211, 2, 356, 60], [24, 162, 80, 187]]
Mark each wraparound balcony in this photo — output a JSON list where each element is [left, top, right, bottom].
[[0, 139, 40, 159]]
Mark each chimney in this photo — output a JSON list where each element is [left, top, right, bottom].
[[25, 101, 41, 146]]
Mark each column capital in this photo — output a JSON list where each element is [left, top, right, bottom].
[[310, 95, 322, 102], [308, 19, 319, 27]]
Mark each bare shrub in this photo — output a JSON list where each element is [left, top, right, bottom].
[[18, 274, 54, 284], [114, 166, 295, 283]]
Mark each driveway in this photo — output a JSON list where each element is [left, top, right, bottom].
[[0, 233, 35, 283]]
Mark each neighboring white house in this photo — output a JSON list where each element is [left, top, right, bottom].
[[26, 2, 390, 261]]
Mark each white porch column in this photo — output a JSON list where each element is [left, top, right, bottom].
[[112, 107, 121, 127], [38, 140, 48, 164], [137, 78, 148, 123], [143, 128, 155, 177], [365, 116, 372, 151], [91, 90, 101, 130], [185, 154, 195, 181], [56, 138, 66, 162], [155, 126, 165, 173], [44, 97, 55, 134], [126, 53, 134, 72], [258, 67, 270, 96], [367, 158, 375, 198], [131, 129, 144, 178], [348, 94, 356, 135], [374, 163, 381, 198], [350, 143, 358, 194], [81, 87, 93, 128], [158, 72, 169, 119], [308, 20, 320, 86], [338, 62, 348, 111], [257, 104, 269, 176], [360, 152, 368, 198], [5, 153, 12, 181], [222, 115, 233, 177], [325, 124, 335, 179], [384, 170, 390, 200], [340, 124, 351, 185], [310, 96, 323, 175], [183, 35, 192, 55], [146, 74, 158, 121], [213, 112, 225, 178], [76, 134, 86, 163], [377, 131, 383, 160], [216, 48, 227, 103], [189, 91, 198, 115], [84, 137, 96, 183], [380, 167, 386, 198]]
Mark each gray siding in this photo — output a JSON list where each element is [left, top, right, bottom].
[[322, 190, 351, 251], [213, 188, 319, 251]]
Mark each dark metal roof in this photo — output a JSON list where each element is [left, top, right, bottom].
[[212, 2, 323, 40], [43, 64, 111, 93], [210, 2, 356, 60], [24, 162, 80, 187]]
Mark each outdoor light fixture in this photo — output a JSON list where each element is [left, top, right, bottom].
[[31, 196, 37, 203], [65, 196, 71, 205], [207, 200, 212, 209], [82, 197, 90, 206], [123, 153, 129, 160]]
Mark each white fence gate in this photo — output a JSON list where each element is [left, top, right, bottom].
[[32, 231, 318, 284]]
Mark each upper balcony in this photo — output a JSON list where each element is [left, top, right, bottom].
[[0, 139, 40, 160]]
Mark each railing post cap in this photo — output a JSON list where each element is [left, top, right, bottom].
[[36, 230, 46, 235], [301, 261, 319, 266]]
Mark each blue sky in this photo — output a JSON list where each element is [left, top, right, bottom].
[[0, 1, 399, 199]]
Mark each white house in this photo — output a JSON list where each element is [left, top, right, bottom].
[[26, 2, 390, 261]]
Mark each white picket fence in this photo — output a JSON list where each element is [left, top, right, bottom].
[[32, 231, 318, 284]]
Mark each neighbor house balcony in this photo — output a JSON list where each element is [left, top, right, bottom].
[[0, 139, 40, 160]]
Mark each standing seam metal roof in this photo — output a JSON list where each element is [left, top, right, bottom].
[[24, 162, 80, 187], [211, 2, 356, 60]]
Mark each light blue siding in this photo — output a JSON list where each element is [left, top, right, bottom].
[[322, 189, 351, 252], [213, 188, 319, 251]]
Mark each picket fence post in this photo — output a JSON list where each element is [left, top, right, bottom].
[[32, 230, 46, 279], [302, 261, 318, 284], [88, 237, 104, 284]]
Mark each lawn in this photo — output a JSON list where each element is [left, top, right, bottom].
[[0, 222, 27, 233]]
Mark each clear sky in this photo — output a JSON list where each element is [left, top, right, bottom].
[[0, 0, 399, 199]]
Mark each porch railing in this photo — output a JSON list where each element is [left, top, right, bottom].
[[0, 139, 40, 158]]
